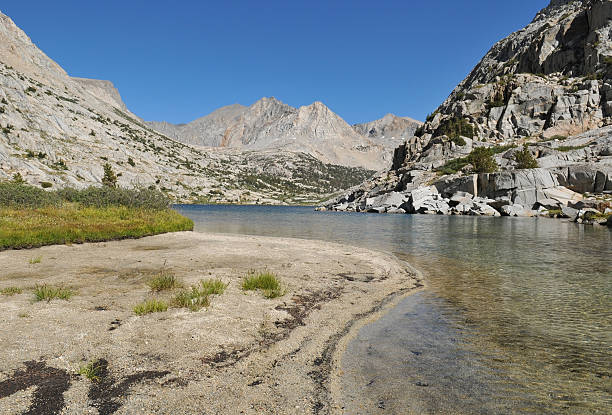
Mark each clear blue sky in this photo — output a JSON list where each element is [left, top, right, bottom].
[[2, 0, 548, 125]]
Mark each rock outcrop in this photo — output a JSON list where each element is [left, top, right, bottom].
[[324, 0, 612, 223]]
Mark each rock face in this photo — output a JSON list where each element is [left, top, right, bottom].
[[0, 11, 374, 204], [353, 114, 421, 139], [324, 0, 612, 222], [72, 77, 128, 111], [395, 0, 611, 169], [147, 98, 400, 170]]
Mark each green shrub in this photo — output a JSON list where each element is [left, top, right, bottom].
[[26, 86, 36, 93], [133, 299, 168, 315], [242, 271, 283, 298], [514, 145, 538, 169], [0, 182, 60, 208], [102, 163, 117, 188], [434, 117, 474, 140], [56, 186, 170, 209], [40, 182, 53, 189], [199, 278, 227, 295], [34, 285, 75, 302], [127, 157, 135, 167], [451, 136, 466, 146], [467, 147, 498, 173]]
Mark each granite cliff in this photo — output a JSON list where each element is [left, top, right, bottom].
[[324, 0, 612, 225]]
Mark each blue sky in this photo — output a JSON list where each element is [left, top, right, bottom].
[[2, 0, 548, 124]]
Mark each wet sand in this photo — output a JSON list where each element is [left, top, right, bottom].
[[0, 231, 420, 414]]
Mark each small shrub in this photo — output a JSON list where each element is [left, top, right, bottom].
[[467, 147, 498, 173], [102, 163, 117, 188], [78, 360, 104, 382], [40, 181, 53, 189], [242, 271, 283, 299], [451, 136, 466, 146], [26, 86, 37, 93], [514, 145, 538, 169], [0, 287, 23, 296], [0, 182, 61, 208], [434, 117, 474, 140], [127, 157, 135, 167], [12, 172, 25, 183], [133, 299, 168, 315], [34, 285, 75, 302], [148, 271, 181, 292]]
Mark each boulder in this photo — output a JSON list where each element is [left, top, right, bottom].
[[534, 198, 561, 210], [501, 204, 531, 217], [561, 206, 579, 220]]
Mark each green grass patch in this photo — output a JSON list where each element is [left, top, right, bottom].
[[1, 287, 23, 296], [148, 271, 181, 292], [556, 144, 588, 152], [172, 279, 227, 311], [78, 360, 104, 382], [199, 278, 227, 296], [33, 284, 75, 302], [242, 271, 284, 299], [133, 299, 168, 315], [29, 256, 42, 264], [0, 206, 193, 250]]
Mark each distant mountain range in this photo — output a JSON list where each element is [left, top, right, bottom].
[[0, 10, 421, 203], [146, 98, 421, 170]]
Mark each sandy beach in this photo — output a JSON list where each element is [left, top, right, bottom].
[[0, 231, 421, 414]]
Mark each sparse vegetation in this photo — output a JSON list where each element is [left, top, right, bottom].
[[172, 279, 227, 311], [514, 145, 538, 169], [433, 117, 475, 140], [242, 271, 283, 299], [78, 360, 104, 382], [133, 299, 168, 315], [556, 144, 589, 152], [0, 287, 23, 296], [127, 157, 135, 167], [148, 271, 181, 292], [33, 285, 75, 302], [29, 256, 42, 264]]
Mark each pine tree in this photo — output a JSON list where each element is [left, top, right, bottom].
[[102, 163, 117, 187]]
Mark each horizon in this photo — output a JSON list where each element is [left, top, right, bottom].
[[2, 0, 548, 125]]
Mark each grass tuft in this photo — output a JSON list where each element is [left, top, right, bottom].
[[148, 271, 181, 292], [78, 360, 104, 382], [29, 256, 42, 264], [172, 278, 227, 311], [1, 287, 23, 296], [199, 278, 227, 295], [133, 299, 168, 315], [242, 271, 284, 299], [33, 284, 75, 302]]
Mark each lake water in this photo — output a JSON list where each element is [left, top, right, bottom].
[[175, 205, 611, 414]]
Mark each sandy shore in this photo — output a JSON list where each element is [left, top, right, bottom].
[[0, 231, 421, 414]]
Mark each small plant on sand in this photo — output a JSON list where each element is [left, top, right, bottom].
[[33, 284, 74, 302], [1, 287, 23, 296], [147, 270, 181, 292], [172, 278, 227, 311], [242, 271, 284, 299], [199, 278, 227, 295], [29, 256, 42, 264], [172, 287, 210, 311], [78, 360, 104, 382], [133, 299, 168, 315]]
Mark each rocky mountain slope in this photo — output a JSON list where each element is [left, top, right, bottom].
[[147, 98, 399, 170], [0, 11, 373, 204], [324, 0, 611, 224]]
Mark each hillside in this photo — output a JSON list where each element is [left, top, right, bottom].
[[0, 11, 374, 204], [325, 0, 612, 222]]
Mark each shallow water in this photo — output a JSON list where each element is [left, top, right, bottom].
[[176, 205, 612, 414]]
